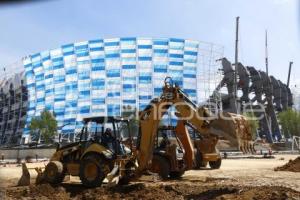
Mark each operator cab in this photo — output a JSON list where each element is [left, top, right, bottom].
[[79, 116, 132, 155], [149, 125, 186, 179], [155, 126, 185, 160]]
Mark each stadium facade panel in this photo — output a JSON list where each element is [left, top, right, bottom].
[[0, 72, 27, 145], [22, 37, 199, 140]]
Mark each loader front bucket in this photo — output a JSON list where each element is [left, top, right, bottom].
[[17, 163, 45, 186]]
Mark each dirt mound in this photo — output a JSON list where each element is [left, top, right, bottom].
[[4, 182, 300, 200], [275, 156, 300, 172], [5, 184, 70, 200]]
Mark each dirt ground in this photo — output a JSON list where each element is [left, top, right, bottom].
[[3, 181, 300, 200], [0, 154, 300, 200], [275, 156, 300, 172]]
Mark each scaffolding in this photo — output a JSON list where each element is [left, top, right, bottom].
[[197, 41, 224, 113], [0, 60, 25, 80], [0, 61, 27, 146], [291, 79, 300, 111]]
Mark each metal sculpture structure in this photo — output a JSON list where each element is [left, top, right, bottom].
[[278, 80, 288, 111], [214, 58, 237, 113], [260, 71, 281, 141], [246, 67, 273, 143], [236, 62, 250, 103], [270, 76, 282, 111], [214, 58, 293, 143]]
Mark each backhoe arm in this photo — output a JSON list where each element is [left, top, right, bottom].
[[135, 77, 254, 176], [161, 78, 255, 153], [136, 98, 171, 172]]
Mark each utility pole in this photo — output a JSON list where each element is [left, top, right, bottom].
[[265, 30, 269, 75], [287, 61, 293, 87], [234, 16, 239, 100]]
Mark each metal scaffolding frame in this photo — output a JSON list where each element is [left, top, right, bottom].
[[291, 80, 300, 111], [0, 61, 27, 146], [197, 41, 224, 113]]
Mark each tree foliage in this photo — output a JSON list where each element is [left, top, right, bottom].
[[243, 112, 259, 139], [29, 110, 58, 144], [278, 108, 300, 138]]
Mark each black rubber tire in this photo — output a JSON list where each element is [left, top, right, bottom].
[[79, 154, 106, 188], [151, 155, 170, 180], [209, 158, 222, 169], [169, 170, 185, 179], [44, 161, 65, 184]]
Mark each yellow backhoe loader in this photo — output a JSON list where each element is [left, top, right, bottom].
[[143, 77, 254, 178], [137, 77, 254, 178], [43, 116, 136, 187], [149, 125, 186, 179], [22, 77, 254, 186]]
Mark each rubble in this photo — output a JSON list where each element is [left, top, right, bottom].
[[275, 156, 300, 172], [4, 182, 300, 200]]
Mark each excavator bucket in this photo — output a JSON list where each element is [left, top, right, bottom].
[[209, 112, 255, 153], [18, 163, 46, 186]]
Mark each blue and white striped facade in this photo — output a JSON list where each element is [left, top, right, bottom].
[[23, 37, 199, 135]]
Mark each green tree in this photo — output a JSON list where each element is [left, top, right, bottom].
[[29, 110, 58, 144], [278, 108, 300, 138], [243, 112, 259, 139]]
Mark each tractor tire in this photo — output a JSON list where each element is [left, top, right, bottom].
[[44, 161, 65, 184], [209, 158, 222, 169], [169, 170, 185, 179], [194, 151, 207, 169], [79, 154, 107, 188], [150, 155, 170, 180]]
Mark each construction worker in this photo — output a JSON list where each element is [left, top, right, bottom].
[[101, 128, 115, 149], [159, 132, 171, 149], [101, 128, 126, 155]]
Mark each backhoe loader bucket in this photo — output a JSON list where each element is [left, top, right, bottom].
[[18, 163, 45, 186], [210, 112, 255, 153]]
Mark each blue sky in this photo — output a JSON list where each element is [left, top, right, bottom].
[[0, 0, 299, 85]]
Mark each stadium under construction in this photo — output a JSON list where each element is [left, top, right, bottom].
[[0, 37, 294, 146]]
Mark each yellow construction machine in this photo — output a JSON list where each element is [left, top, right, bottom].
[[27, 77, 253, 186], [144, 77, 254, 174], [156, 114, 253, 171], [43, 116, 136, 187], [149, 125, 186, 179], [155, 124, 221, 170]]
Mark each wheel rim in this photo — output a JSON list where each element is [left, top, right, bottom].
[[84, 162, 98, 181], [46, 164, 57, 179], [48, 170, 55, 177]]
